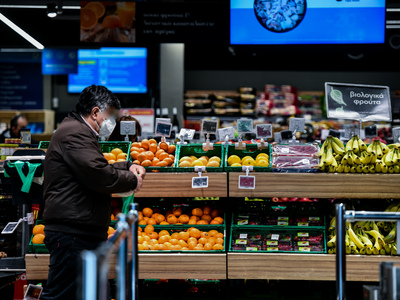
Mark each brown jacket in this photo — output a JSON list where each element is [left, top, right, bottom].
[[42, 111, 137, 239]]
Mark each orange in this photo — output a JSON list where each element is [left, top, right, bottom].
[[141, 139, 150, 150], [214, 217, 224, 224], [111, 148, 123, 158], [188, 241, 197, 250], [159, 152, 169, 161], [208, 238, 216, 246], [145, 151, 154, 161], [192, 208, 203, 217], [181, 247, 189, 251], [141, 244, 149, 251], [189, 228, 201, 239], [131, 147, 141, 153], [84, 2, 105, 18], [210, 209, 220, 218], [167, 145, 176, 154], [149, 143, 157, 154], [188, 237, 197, 244], [138, 227, 142, 233], [116, 159, 125, 162], [203, 206, 211, 215], [138, 236, 144, 244], [190, 216, 200, 221], [170, 239, 179, 245], [142, 208, 153, 218], [201, 214, 212, 223], [138, 148, 146, 153], [32, 234, 45, 244], [167, 215, 178, 224], [178, 231, 189, 241], [188, 219, 197, 225], [215, 233, 224, 239], [158, 235, 170, 244], [169, 154, 175, 160], [138, 212, 143, 222], [216, 238, 224, 245], [104, 153, 116, 161], [147, 218, 157, 225], [133, 160, 141, 165], [172, 245, 182, 251], [108, 160, 116, 164], [144, 225, 154, 234], [159, 230, 170, 237], [197, 220, 208, 225], [102, 15, 123, 28], [155, 214, 165, 224], [107, 226, 115, 235], [141, 160, 152, 167], [163, 158, 173, 166], [210, 220, 220, 225], [201, 232, 210, 238], [155, 150, 165, 158], [32, 224, 45, 236], [158, 244, 167, 251], [178, 214, 189, 224], [209, 230, 218, 237], [164, 242, 172, 250], [149, 239, 159, 245], [172, 207, 182, 217], [131, 142, 141, 148], [213, 244, 224, 250], [159, 142, 168, 151], [193, 245, 204, 251], [204, 243, 213, 250], [138, 220, 147, 225], [143, 235, 150, 242], [144, 217, 149, 222], [117, 153, 127, 161], [149, 139, 157, 145], [171, 233, 180, 240], [138, 244, 145, 251], [137, 152, 147, 163], [198, 237, 207, 245], [159, 221, 169, 225], [80, 8, 97, 30], [156, 161, 168, 167], [152, 158, 160, 166]]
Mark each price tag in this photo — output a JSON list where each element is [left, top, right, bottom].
[[267, 241, 278, 246], [309, 217, 320, 221], [236, 239, 247, 245], [325, 82, 392, 122], [281, 148, 289, 154], [238, 175, 255, 189], [266, 247, 279, 251], [364, 125, 377, 138], [297, 222, 309, 226], [274, 132, 282, 143], [277, 216, 289, 221], [246, 247, 258, 251], [201, 119, 218, 134], [298, 241, 310, 246], [255, 124, 273, 139], [289, 118, 306, 133], [239, 233, 248, 239], [344, 125, 360, 139], [155, 120, 172, 137], [297, 232, 309, 237], [237, 220, 248, 225], [192, 176, 209, 189], [1, 221, 20, 234], [277, 221, 289, 226], [393, 127, 400, 143], [301, 159, 310, 165], [179, 128, 195, 140], [237, 119, 253, 133], [217, 127, 235, 141], [328, 129, 341, 138], [120, 121, 136, 135], [271, 234, 280, 241], [299, 247, 311, 252]]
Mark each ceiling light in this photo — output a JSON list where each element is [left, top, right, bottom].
[[0, 13, 44, 49], [47, 3, 57, 18]]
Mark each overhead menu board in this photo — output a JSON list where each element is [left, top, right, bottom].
[[325, 82, 391, 122]]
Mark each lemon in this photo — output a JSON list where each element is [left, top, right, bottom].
[[206, 160, 220, 167], [242, 158, 256, 166], [242, 156, 253, 162], [209, 156, 221, 164], [179, 156, 193, 163], [199, 156, 209, 162], [190, 156, 198, 162], [256, 153, 269, 160], [231, 163, 242, 167], [179, 161, 191, 167], [256, 159, 269, 167], [228, 155, 241, 166], [191, 160, 205, 167], [198, 157, 208, 166]]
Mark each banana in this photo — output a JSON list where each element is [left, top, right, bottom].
[[334, 154, 343, 162], [325, 143, 334, 165], [329, 217, 336, 231], [346, 246, 352, 254], [384, 150, 394, 166], [391, 244, 397, 256], [365, 230, 385, 250], [376, 142, 383, 159], [362, 165, 369, 173], [373, 248, 380, 255], [366, 247, 373, 255], [352, 137, 359, 154], [354, 155, 361, 165], [389, 167, 394, 174], [375, 161, 383, 173], [346, 151, 354, 165], [327, 235, 336, 248], [348, 227, 365, 249], [371, 221, 380, 232], [328, 248, 335, 254], [358, 138, 368, 152], [346, 137, 354, 152], [394, 149, 400, 165], [394, 165, 400, 174], [384, 226, 396, 243], [341, 152, 349, 165], [336, 164, 344, 173], [382, 164, 388, 173], [367, 142, 374, 153], [360, 152, 372, 164], [319, 141, 327, 157], [385, 244, 392, 254], [369, 164, 376, 173], [370, 151, 377, 164], [318, 165, 326, 172], [381, 142, 389, 154], [350, 166, 357, 173], [360, 248, 366, 255], [331, 136, 345, 150], [319, 150, 327, 167], [331, 138, 345, 155], [344, 165, 351, 173], [329, 165, 336, 173], [356, 164, 363, 173], [349, 240, 357, 251], [345, 232, 350, 246]]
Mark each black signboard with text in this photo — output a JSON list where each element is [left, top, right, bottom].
[[325, 82, 391, 122]]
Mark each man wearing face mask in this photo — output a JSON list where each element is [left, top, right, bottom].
[[41, 85, 145, 300]]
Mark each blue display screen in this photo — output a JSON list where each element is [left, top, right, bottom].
[[230, 0, 386, 45], [68, 47, 147, 93], [42, 49, 78, 75]]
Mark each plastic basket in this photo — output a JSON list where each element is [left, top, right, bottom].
[[38, 141, 50, 149], [99, 141, 131, 157], [224, 144, 271, 172], [175, 144, 224, 172], [28, 220, 48, 254]]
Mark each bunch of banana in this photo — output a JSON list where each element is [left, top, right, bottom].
[[319, 136, 344, 172], [381, 143, 400, 173], [326, 202, 399, 255]]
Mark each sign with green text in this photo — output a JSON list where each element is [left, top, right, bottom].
[[325, 82, 391, 122]]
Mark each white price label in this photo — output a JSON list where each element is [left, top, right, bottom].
[[271, 234, 280, 241], [239, 233, 248, 239], [179, 128, 195, 140], [281, 148, 289, 154], [217, 127, 235, 141], [155, 120, 172, 137], [301, 159, 310, 165], [393, 127, 400, 143], [191, 176, 209, 189], [238, 175, 255, 189], [255, 124, 273, 139], [289, 118, 306, 133]]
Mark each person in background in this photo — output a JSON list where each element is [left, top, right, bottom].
[[107, 115, 142, 142], [41, 85, 146, 300], [0, 114, 28, 143]]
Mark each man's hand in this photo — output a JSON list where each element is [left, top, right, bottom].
[[129, 164, 146, 193]]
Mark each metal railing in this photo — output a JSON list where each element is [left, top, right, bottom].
[[81, 203, 139, 300], [336, 203, 400, 300]]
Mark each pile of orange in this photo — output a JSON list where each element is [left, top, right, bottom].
[[103, 148, 128, 164], [138, 225, 224, 251], [32, 224, 45, 244], [80, 2, 105, 30], [138, 206, 224, 226], [130, 139, 176, 167]]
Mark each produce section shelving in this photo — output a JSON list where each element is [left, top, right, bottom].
[[25, 172, 400, 281]]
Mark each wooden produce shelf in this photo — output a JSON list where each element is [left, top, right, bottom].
[[25, 253, 227, 280], [228, 253, 400, 281], [122, 172, 228, 198], [229, 173, 400, 199]]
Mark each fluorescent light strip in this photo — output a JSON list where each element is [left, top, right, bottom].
[[0, 13, 44, 49], [0, 5, 80, 9]]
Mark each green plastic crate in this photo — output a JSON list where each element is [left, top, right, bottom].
[[224, 144, 271, 172], [99, 141, 131, 157], [28, 220, 48, 254], [129, 142, 177, 172], [174, 144, 224, 172], [38, 141, 50, 149]]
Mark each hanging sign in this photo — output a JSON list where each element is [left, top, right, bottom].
[[325, 82, 392, 122]]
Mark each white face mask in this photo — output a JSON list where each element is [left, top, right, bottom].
[[95, 112, 116, 137]]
